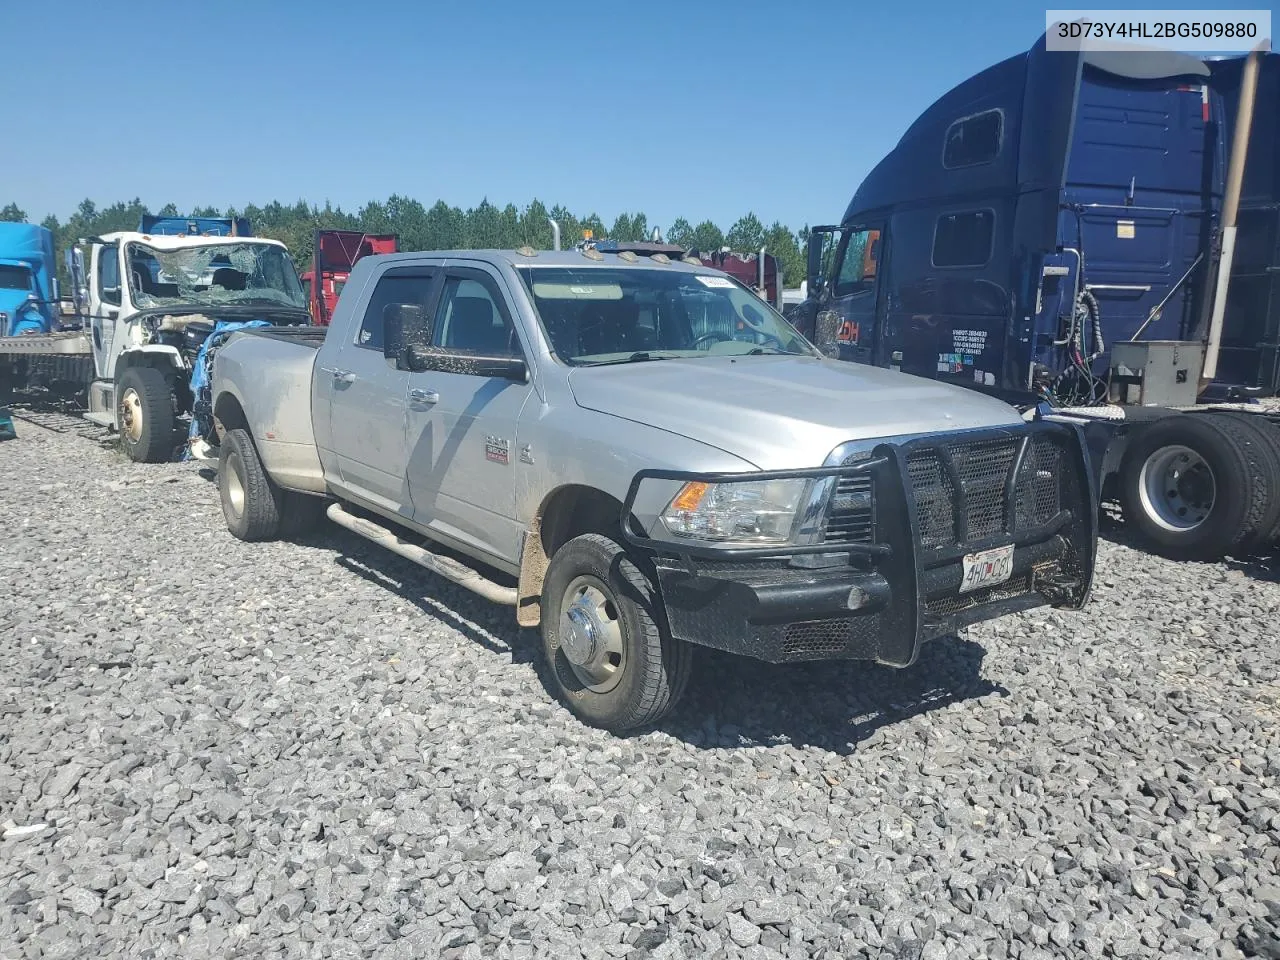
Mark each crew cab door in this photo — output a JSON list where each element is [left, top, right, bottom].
[[405, 264, 534, 563], [323, 264, 441, 516]]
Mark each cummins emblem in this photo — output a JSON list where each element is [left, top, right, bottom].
[[485, 436, 510, 464]]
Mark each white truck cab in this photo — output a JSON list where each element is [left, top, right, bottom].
[[68, 231, 309, 460]]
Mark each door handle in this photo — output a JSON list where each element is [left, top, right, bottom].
[[320, 367, 356, 384], [409, 388, 439, 405]]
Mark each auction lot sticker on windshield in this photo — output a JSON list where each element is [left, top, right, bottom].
[[959, 544, 1015, 594], [695, 276, 736, 288]]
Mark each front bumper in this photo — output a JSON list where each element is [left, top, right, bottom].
[[621, 421, 1096, 666]]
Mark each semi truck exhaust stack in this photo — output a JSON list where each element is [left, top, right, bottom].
[[1202, 45, 1265, 386]]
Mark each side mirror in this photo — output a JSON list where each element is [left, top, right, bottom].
[[383, 302, 424, 365], [806, 232, 824, 296], [806, 225, 840, 298], [407, 344, 527, 382]]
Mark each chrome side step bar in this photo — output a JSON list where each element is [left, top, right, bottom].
[[326, 503, 518, 605]]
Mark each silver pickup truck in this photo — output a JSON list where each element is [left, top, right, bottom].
[[210, 249, 1096, 730]]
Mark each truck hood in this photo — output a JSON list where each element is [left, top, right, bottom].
[[567, 355, 1024, 469]]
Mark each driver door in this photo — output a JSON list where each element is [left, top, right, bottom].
[[824, 225, 885, 365], [87, 242, 122, 379]]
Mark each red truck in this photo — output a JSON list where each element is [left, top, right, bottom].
[[300, 230, 399, 325]]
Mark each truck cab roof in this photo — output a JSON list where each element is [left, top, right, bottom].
[[356, 248, 723, 274], [96, 232, 288, 251]]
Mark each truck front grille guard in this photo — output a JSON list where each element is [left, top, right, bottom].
[[621, 419, 1096, 603]]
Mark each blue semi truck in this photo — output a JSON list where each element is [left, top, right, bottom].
[[0, 222, 59, 337], [795, 39, 1280, 561]]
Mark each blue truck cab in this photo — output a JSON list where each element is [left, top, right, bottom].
[[0, 222, 58, 336], [796, 37, 1280, 562]]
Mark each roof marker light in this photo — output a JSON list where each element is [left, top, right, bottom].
[[516, 246, 537, 257], [582, 248, 604, 261], [650, 253, 670, 265], [618, 251, 638, 263]]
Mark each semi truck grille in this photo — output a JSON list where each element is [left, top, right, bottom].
[[907, 434, 1065, 550]]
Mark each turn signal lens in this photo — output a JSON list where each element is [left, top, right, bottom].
[[670, 482, 710, 513]]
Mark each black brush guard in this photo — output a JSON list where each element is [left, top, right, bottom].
[[620, 421, 1097, 666]]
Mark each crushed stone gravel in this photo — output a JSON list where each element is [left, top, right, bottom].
[[1, 421, 1279, 959]]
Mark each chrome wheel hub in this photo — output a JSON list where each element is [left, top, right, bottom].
[[225, 457, 245, 518], [120, 388, 143, 443], [1138, 444, 1215, 532], [558, 576, 626, 693]]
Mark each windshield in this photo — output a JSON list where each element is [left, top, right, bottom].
[[0, 264, 33, 291], [517, 267, 815, 365], [126, 242, 306, 311]]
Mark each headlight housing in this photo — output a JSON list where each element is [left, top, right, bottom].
[[660, 478, 812, 544]]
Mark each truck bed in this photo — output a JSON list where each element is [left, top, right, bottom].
[[214, 325, 326, 494]]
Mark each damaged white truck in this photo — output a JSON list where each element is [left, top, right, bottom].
[[0, 227, 309, 460], [209, 249, 1098, 730]]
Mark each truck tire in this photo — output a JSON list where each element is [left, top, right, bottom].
[[1208, 412, 1280, 548], [1118, 414, 1256, 560], [117, 366, 177, 463], [541, 533, 691, 731], [219, 427, 282, 541]]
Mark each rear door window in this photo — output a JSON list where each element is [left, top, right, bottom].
[[357, 268, 437, 354]]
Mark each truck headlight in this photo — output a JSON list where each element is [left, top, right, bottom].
[[661, 478, 811, 543]]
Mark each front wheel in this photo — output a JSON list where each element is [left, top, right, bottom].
[[117, 366, 178, 463], [541, 533, 691, 731]]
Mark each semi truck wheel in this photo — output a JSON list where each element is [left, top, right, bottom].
[[1208, 412, 1280, 549], [117, 366, 177, 463], [1118, 415, 1256, 560], [541, 533, 691, 731], [219, 427, 282, 541]]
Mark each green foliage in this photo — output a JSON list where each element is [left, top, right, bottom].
[[14, 195, 814, 289]]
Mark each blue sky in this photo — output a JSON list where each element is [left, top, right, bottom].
[[0, 0, 1227, 232]]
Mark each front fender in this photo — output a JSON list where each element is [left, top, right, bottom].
[[118, 344, 185, 371]]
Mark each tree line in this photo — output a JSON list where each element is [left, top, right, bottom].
[[1, 198, 809, 287]]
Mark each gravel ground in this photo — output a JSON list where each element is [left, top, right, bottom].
[[2, 418, 1279, 960]]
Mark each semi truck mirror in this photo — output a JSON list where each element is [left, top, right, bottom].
[[806, 226, 839, 296]]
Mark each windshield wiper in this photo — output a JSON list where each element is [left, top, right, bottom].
[[745, 346, 792, 355], [577, 351, 678, 367]]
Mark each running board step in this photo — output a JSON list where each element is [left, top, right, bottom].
[[326, 503, 518, 605]]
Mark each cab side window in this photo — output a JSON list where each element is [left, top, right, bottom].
[[833, 228, 881, 297], [99, 245, 121, 306], [432, 276, 519, 357], [357, 269, 435, 356]]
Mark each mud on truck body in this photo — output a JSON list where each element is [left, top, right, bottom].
[[209, 248, 1097, 731], [0, 226, 310, 461]]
